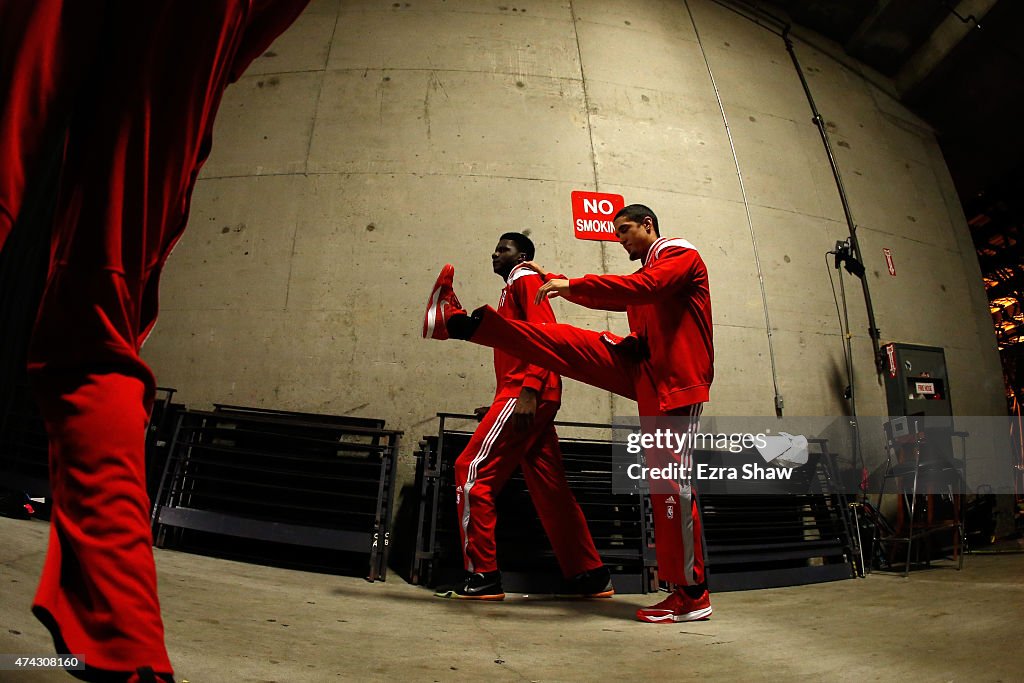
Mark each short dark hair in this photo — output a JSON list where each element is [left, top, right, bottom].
[[499, 232, 535, 260], [614, 204, 659, 236]]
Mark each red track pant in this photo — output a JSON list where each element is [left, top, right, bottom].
[[470, 307, 706, 586], [0, 0, 308, 675], [455, 397, 603, 577]]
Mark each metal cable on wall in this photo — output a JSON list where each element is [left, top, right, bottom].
[[683, 0, 786, 417], [693, 0, 886, 480], [707, 0, 884, 378]]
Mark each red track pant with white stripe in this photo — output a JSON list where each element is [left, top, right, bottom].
[[0, 0, 308, 675], [469, 307, 706, 586], [455, 397, 604, 577]]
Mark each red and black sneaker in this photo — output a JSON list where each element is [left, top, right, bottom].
[[434, 571, 505, 601], [635, 589, 712, 623], [422, 264, 466, 340], [556, 566, 615, 599]]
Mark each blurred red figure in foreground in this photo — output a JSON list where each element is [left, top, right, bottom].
[[0, 1, 310, 680]]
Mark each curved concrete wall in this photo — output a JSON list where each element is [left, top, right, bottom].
[[141, 0, 1004, 476]]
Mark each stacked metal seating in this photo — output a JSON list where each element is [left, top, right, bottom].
[[697, 439, 859, 590], [413, 416, 857, 593], [0, 381, 49, 500], [0, 384, 178, 517], [411, 413, 657, 594], [144, 387, 183, 505], [151, 405, 400, 581]]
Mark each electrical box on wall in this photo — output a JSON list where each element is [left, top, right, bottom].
[[881, 343, 953, 419]]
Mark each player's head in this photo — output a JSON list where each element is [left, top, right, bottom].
[[613, 204, 659, 261], [493, 232, 535, 277]]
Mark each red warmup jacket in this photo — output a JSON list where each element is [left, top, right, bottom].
[[562, 237, 714, 411], [494, 263, 562, 402]]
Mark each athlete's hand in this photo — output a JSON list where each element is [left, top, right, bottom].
[[535, 278, 570, 305], [513, 388, 538, 432], [520, 261, 548, 278], [473, 406, 489, 421]]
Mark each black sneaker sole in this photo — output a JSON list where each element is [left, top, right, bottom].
[[553, 588, 615, 599], [434, 589, 506, 600]]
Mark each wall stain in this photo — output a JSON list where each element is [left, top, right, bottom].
[[377, 72, 391, 128]]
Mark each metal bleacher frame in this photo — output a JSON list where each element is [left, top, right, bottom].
[[0, 381, 49, 500], [0, 384, 179, 508], [411, 412, 658, 594], [151, 405, 400, 581], [697, 437, 859, 591], [413, 416, 858, 593]]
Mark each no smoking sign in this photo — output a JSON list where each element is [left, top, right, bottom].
[[571, 191, 624, 242]]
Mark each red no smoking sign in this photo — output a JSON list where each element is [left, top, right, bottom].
[[571, 191, 624, 242]]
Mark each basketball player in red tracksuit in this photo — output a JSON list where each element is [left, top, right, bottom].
[[423, 205, 714, 622], [0, 1, 310, 680], [433, 232, 612, 600]]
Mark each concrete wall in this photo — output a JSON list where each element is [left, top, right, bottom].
[[141, 0, 1005, 481]]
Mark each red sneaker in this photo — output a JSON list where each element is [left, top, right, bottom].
[[422, 264, 466, 340], [635, 589, 712, 623]]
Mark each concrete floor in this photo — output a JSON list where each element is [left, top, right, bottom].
[[2, 516, 1021, 682]]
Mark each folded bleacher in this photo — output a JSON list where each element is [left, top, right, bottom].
[[411, 413, 657, 594], [151, 404, 400, 580]]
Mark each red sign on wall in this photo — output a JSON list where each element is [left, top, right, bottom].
[[571, 191, 624, 242], [883, 248, 896, 276]]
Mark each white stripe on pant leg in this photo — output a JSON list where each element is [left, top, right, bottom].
[[683, 403, 702, 474], [425, 287, 442, 338], [461, 398, 517, 573], [679, 403, 703, 586]]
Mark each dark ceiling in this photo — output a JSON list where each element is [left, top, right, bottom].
[[755, 0, 1022, 202], [774, 0, 950, 75]]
